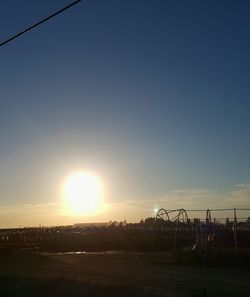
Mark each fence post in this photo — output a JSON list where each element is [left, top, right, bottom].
[[233, 208, 238, 262]]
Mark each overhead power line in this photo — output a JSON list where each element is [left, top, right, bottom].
[[0, 0, 82, 48]]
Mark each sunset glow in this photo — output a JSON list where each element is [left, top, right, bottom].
[[63, 171, 103, 215]]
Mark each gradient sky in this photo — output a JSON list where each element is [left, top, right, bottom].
[[1, 0, 250, 227]]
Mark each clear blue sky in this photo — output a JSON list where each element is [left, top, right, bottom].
[[0, 1, 250, 226]]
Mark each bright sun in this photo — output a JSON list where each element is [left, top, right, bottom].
[[64, 171, 102, 215]]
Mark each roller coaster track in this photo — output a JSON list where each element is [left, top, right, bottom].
[[155, 208, 250, 224]]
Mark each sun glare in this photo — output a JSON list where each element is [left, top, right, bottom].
[[64, 171, 102, 215]]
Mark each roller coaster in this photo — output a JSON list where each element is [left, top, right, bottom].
[[154, 208, 250, 257]]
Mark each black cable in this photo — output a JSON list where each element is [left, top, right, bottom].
[[0, 0, 82, 48]]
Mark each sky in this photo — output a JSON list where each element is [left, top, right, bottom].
[[0, 0, 250, 227]]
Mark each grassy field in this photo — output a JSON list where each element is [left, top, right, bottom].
[[0, 251, 249, 296]]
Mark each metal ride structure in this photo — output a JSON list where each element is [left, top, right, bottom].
[[154, 208, 250, 258], [155, 208, 190, 251], [156, 208, 189, 224], [194, 209, 214, 256]]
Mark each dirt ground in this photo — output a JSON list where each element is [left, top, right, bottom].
[[0, 251, 249, 296]]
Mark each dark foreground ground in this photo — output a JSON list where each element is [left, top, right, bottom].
[[0, 251, 249, 297]]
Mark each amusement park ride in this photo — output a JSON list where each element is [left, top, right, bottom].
[[154, 208, 249, 258]]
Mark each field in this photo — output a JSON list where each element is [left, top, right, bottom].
[[0, 251, 249, 297]]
